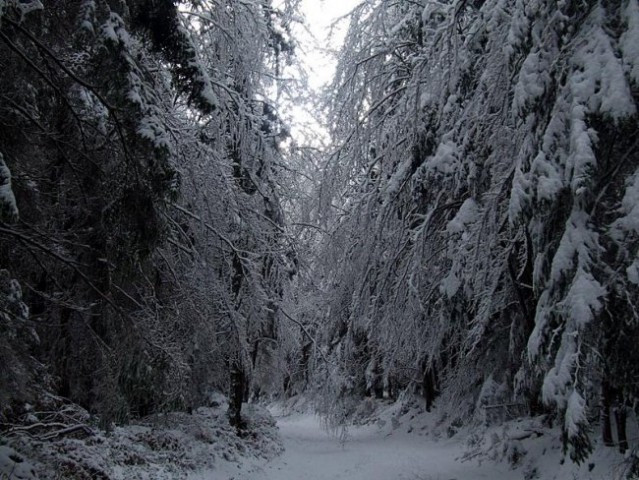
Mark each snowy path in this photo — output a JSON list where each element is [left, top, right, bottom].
[[223, 413, 520, 480]]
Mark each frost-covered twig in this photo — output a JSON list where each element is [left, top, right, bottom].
[[2, 421, 94, 440]]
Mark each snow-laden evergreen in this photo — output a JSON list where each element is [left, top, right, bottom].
[[0, 0, 298, 430], [301, 0, 639, 463]]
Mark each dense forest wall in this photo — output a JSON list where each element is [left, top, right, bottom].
[[0, 0, 297, 427], [307, 0, 639, 462]]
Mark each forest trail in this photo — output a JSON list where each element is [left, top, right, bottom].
[[230, 413, 519, 480]]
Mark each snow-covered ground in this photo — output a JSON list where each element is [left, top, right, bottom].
[[206, 400, 628, 480], [226, 412, 511, 480], [2, 397, 630, 479], [1, 399, 283, 479]]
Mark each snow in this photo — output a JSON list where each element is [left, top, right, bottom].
[[530, 149, 563, 203], [475, 375, 509, 425], [0, 445, 37, 480], [549, 209, 600, 284], [446, 198, 479, 234], [505, 0, 532, 57], [612, 169, 639, 238], [137, 115, 172, 150], [628, 259, 639, 285], [566, 104, 597, 196], [615, 170, 639, 284], [541, 327, 578, 411], [564, 390, 587, 439], [560, 270, 606, 327], [2, 396, 627, 480], [530, 208, 604, 411], [425, 137, 458, 175], [621, 0, 639, 84], [217, 408, 516, 480], [508, 164, 530, 223], [3, 403, 282, 480], [181, 22, 219, 111], [11, 0, 43, 20], [513, 50, 550, 117], [440, 267, 461, 298], [119, 48, 175, 154], [526, 289, 550, 359], [383, 156, 412, 200], [196, 400, 626, 480], [102, 13, 132, 47], [0, 152, 18, 222], [78, 0, 96, 34], [443, 94, 458, 114], [571, 20, 636, 119]]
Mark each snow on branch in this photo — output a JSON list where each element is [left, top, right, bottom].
[[0, 153, 18, 223]]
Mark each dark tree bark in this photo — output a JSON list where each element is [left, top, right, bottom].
[[387, 377, 397, 401], [228, 360, 245, 429], [422, 365, 438, 412], [601, 380, 613, 447], [614, 405, 628, 454], [57, 307, 72, 399], [373, 381, 384, 400]]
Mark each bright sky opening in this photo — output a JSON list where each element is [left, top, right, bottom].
[[279, 0, 361, 146]]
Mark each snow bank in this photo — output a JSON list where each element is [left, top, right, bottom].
[[1, 402, 282, 479], [304, 395, 629, 480]]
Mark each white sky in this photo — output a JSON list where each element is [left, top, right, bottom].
[[298, 0, 361, 89], [278, 0, 361, 145]]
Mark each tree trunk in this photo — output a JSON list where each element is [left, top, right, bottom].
[[423, 366, 437, 412], [374, 382, 384, 399], [386, 376, 397, 400], [614, 406, 628, 454], [57, 307, 72, 399], [228, 360, 245, 429], [229, 247, 245, 429], [601, 381, 613, 447]]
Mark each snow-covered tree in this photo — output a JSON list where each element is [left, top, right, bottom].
[[0, 0, 300, 426], [310, 0, 639, 462]]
